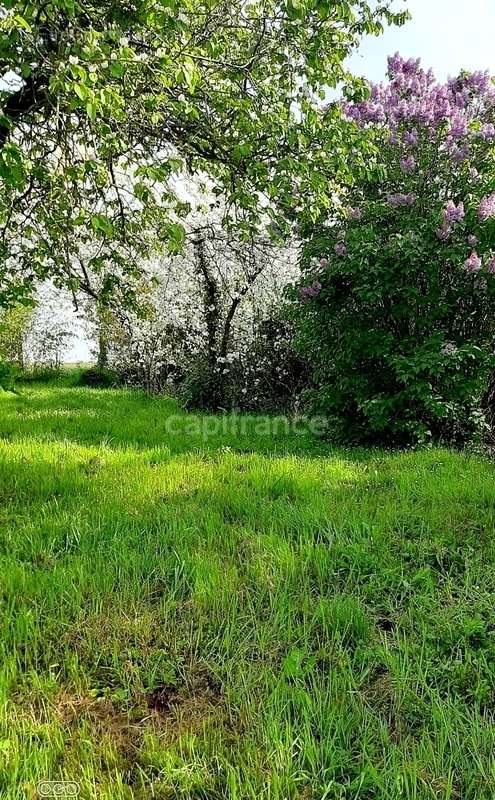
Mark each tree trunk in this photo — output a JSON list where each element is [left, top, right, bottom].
[[96, 306, 109, 369], [194, 237, 225, 407]]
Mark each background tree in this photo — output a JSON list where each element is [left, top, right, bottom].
[[0, 0, 408, 307], [0, 304, 32, 366], [23, 283, 77, 368]]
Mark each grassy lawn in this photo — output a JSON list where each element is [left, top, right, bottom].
[[1, 383, 495, 798]]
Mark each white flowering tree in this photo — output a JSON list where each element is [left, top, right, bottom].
[[90, 211, 300, 404]]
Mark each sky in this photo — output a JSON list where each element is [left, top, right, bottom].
[[348, 0, 495, 83], [68, 0, 495, 361]]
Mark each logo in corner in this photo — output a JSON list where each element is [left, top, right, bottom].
[[37, 781, 80, 798]]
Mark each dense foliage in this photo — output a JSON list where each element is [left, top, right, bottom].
[[296, 55, 495, 444], [79, 366, 119, 388], [0, 360, 18, 391], [181, 316, 308, 412], [224, 317, 309, 412], [0, 0, 407, 308]]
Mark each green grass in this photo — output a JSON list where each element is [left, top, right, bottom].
[[1, 383, 495, 799]]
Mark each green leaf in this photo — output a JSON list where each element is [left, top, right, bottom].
[[74, 84, 86, 101], [181, 57, 200, 93], [86, 101, 97, 120], [91, 214, 113, 236], [162, 222, 186, 254]]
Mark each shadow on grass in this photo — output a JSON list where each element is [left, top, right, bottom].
[[0, 383, 357, 458]]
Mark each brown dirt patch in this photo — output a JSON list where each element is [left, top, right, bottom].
[[144, 665, 223, 737], [15, 665, 225, 758]]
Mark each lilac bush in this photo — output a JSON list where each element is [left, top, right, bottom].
[[296, 55, 495, 443]]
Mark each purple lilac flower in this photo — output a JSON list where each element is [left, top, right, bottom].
[[403, 129, 419, 146], [436, 223, 452, 241], [387, 53, 421, 79], [464, 71, 492, 93], [468, 234, 478, 247], [451, 144, 470, 163], [481, 123, 495, 140], [341, 55, 494, 137], [487, 257, 495, 274], [334, 242, 347, 256], [478, 193, 495, 221], [387, 193, 415, 209], [387, 194, 401, 208], [443, 200, 465, 224], [299, 281, 322, 300], [441, 342, 458, 356], [463, 251, 482, 273], [347, 207, 362, 221], [449, 114, 468, 139], [319, 257, 328, 267], [400, 154, 416, 173]]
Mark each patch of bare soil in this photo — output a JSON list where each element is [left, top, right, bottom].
[[17, 665, 225, 761], [144, 665, 223, 736]]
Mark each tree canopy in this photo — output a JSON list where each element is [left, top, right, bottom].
[[0, 0, 408, 307]]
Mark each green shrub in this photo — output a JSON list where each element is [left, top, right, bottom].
[[79, 367, 119, 388], [295, 56, 495, 445], [180, 358, 223, 410], [0, 362, 19, 392], [224, 317, 310, 412], [19, 366, 62, 383]]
